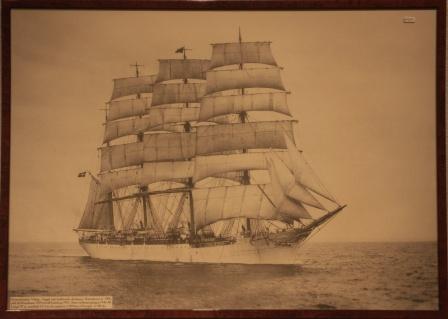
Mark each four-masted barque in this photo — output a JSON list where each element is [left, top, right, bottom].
[[75, 31, 346, 264]]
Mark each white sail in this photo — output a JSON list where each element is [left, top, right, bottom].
[[206, 68, 285, 95], [149, 123, 189, 133], [199, 92, 291, 121], [196, 120, 294, 155], [151, 83, 206, 107], [99, 161, 195, 191], [111, 75, 156, 100], [266, 157, 313, 219], [100, 142, 144, 172], [78, 180, 114, 230], [103, 117, 151, 143], [193, 183, 311, 230], [143, 132, 196, 162], [99, 163, 246, 192], [148, 107, 199, 129], [156, 59, 210, 83], [209, 42, 277, 69], [284, 134, 338, 203], [268, 154, 324, 210], [107, 97, 151, 121], [100, 132, 196, 171], [193, 151, 290, 182]]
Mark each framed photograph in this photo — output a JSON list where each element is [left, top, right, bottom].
[[1, 0, 446, 318]]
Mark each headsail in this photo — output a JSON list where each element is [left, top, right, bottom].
[[266, 157, 313, 219], [267, 154, 324, 210], [284, 134, 338, 204]]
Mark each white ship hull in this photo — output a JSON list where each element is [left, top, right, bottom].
[[79, 237, 303, 265]]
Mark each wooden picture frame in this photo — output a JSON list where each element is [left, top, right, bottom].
[[1, 0, 446, 318]]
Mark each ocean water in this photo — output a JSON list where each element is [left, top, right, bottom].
[[8, 241, 438, 310]]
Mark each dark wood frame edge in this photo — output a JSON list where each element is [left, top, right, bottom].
[[0, 1, 446, 318]]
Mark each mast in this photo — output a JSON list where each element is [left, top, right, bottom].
[[131, 62, 150, 229], [237, 28, 252, 234], [178, 47, 196, 241], [101, 62, 157, 231]]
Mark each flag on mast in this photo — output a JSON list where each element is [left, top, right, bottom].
[[175, 47, 185, 53]]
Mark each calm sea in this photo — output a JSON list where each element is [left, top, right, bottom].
[[8, 241, 438, 310]]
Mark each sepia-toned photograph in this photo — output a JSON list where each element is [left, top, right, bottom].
[[6, 8, 440, 311]]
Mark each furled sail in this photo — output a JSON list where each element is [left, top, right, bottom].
[[103, 117, 151, 143], [193, 183, 312, 230], [199, 92, 290, 121], [100, 142, 144, 172], [78, 180, 115, 230], [111, 75, 156, 100], [148, 107, 199, 129], [151, 83, 206, 107], [206, 68, 285, 95], [196, 120, 294, 155], [143, 132, 196, 162], [107, 97, 151, 122], [209, 42, 277, 69], [193, 151, 290, 183], [99, 161, 195, 191], [156, 59, 210, 83], [284, 134, 338, 203]]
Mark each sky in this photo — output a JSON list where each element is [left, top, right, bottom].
[[9, 9, 437, 243]]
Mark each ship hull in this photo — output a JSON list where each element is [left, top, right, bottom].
[[79, 237, 303, 265]]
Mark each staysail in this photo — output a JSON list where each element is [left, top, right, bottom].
[[78, 180, 114, 230], [283, 134, 338, 203]]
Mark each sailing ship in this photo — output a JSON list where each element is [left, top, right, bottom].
[[75, 31, 346, 264]]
